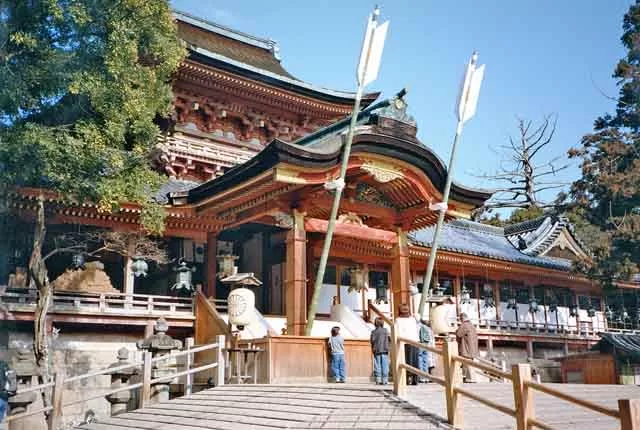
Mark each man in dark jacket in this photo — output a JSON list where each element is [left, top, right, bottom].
[[370, 318, 390, 385], [456, 313, 479, 382]]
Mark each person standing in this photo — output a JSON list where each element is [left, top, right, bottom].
[[370, 317, 390, 385], [328, 326, 346, 383], [394, 304, 420, 385], [418, 319, 435, 382], [456, 313, 479, 383]]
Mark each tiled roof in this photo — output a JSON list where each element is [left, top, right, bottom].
[[410, 219, 572, 271], [154, 178, 200, 204]]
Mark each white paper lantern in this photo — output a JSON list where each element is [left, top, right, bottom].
[[228, 288, 255, 328], [430, 303, 451, 336]]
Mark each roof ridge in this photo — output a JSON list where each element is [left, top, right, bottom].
[[173, 9, 278, 54]]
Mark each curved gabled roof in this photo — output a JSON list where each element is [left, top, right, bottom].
[[174, 10, 379, 107], [184, 95, 491, 208], [411, 219, 573, 271]]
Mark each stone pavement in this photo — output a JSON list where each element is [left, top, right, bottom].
[[76, 384, 452, 429], [404, 382, 640, 430]]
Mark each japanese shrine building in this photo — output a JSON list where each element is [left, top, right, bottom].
[[3, 10, 640, 363]]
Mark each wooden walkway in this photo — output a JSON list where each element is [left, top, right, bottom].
[[76, 383, 640, 429], [76, 384, 450, 429]]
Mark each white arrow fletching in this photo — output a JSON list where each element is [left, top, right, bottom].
[[461, 64, 485, 123], [357, 17, 388, 87]]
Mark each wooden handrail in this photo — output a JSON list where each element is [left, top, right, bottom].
[[453, 355, 513, 381], [396, 336, 443, 356], [8, 335, 226, 429], [392, 333, 637, 429], [368, 300, 393, 325], [524, 379, 620, 419], [454, 386, 517, 417], [399, 363, 445, 386]]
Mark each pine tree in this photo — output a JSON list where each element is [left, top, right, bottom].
[[569, 1, 640, 285]]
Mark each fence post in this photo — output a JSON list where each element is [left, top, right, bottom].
[[512, 363, 534, 430], [47, 367, 65, 430], [185, 337, 194, 396], [392, 331, 406, 396], [139, 351, 152, 409], [443, 337, 462, 428], [215, 334, 225, 387], [620, 399, 640, 430]]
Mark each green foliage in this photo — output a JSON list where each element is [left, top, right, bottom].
[[569, 1, 640, 283], [508, 206, 545, 224], [0, 0, 185, 233]]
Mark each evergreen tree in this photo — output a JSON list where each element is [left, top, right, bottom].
[[569, 1, 640, 285], [0, 0, 184, 406]]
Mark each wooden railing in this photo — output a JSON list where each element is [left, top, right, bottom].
[[393, 333, 640, 430], [5, 335, 225, 429], [1, 287, 194, 317], [477, 319, 599, 337]]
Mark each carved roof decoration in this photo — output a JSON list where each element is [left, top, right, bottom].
[[504, 216, 589, 259]]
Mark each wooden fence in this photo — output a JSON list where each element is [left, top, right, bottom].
[[1, 287, 194, 316], [393, 334, 640, 430], [5, 335, 225, 430]]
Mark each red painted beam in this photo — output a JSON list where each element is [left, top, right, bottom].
[[304, 217, 397, 243]]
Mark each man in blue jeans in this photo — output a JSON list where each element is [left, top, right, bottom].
[[370, 317, 390, 385]]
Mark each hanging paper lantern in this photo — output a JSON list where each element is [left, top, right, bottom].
[[131, 257, 148, 278], [228, 287, 255, 329]]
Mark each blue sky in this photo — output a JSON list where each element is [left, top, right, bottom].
[[172, 0, 630, 211]]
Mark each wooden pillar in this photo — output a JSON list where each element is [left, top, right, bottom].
[[526, 340, 534, 358], [285, 210, 307, 336], [443, 337, 463, 427], [563, 341, 569, 356], [391, 228, 411, 318], [512, 363, 534, 430], [494, 280, 501, 322], [206, 232, 217, 298], [487, 336, 494, 356], [454, 275, 461, 317]]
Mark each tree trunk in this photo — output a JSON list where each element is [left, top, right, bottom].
[[28, 197, 52, 411]]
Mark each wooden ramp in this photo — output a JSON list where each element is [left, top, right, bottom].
[[404, 382, 640, 430], [76, 384, 451, 430]]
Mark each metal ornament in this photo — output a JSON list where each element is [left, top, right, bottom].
[[71, 253, 85, 269], [507, 297, 518, 310], [529, 299, 539, 314], [587, 306, 596, 318], [375, 279, 388, 304], [460, 285, 471, 304], [131, 257, 148, 278], [173, 260, 196, 292]]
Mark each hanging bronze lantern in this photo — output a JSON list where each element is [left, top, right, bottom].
[[349, 266, 368, 293], [217, 254, 238, 279], [173, 260, 196, 292], [460, 285, 471, 304], [529, 298, 539, 314], [587, 306, 596, 318], [507, 297, 517, 310], [131, 257, 148, 278], [375, 279, 388, 304], [71, 252, 85, 269]]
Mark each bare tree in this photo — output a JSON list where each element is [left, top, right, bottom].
[[476, 115, 570, 212]]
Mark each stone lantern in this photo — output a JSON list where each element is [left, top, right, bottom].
[[8, 348, 39, 418], [136, 318, 182, 403], [105, 348, 138, 416]]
